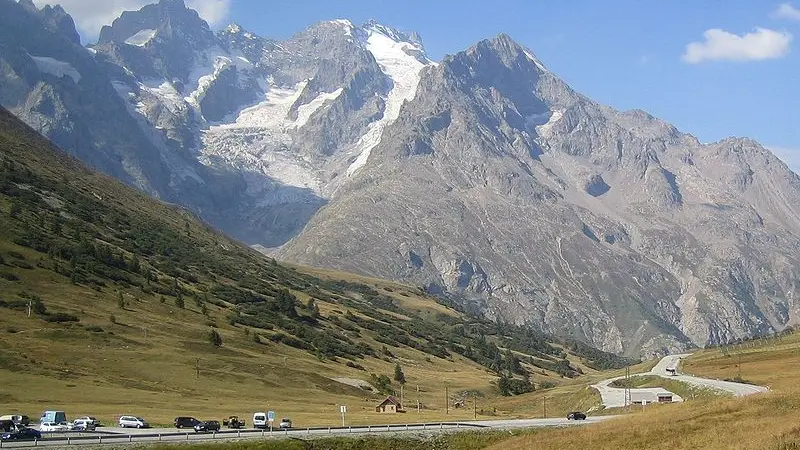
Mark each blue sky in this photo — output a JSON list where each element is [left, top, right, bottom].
[[35, 0, 800, 172]]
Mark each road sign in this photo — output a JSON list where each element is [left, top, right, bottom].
[[339, 405, 346, 414], [267, 411, 275, 422]]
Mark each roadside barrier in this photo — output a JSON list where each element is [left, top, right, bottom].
[[0, 422, 488, 447]]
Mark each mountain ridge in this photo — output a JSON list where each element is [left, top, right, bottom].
[[1, 0, 799, 356]]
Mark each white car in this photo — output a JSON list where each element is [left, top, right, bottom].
[[252, 412, 267, 429], [118, 416, 148, 429], [39, 422, 69, 432], [73, 417, 98, 426], [72, 419, 96, 431]]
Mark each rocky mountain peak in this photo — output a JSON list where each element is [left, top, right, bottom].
[[97, 0, 214, 47], [13, 0, 81, 45], [363, 19, 425, 49]]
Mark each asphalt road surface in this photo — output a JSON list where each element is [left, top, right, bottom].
[[592, 353, 768, 408], [0, 418, 610, 448], [649, 354, 769, 396]]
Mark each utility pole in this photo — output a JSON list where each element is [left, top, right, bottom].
[[445, 386, 449, 415], [417, 385, 420, 414], [400, 384, 404, 408], [738, 353, 742, 379], [473, 394, 477, 419], [543, 396, 547, 418], [624, 366, 631, 412], [195, 358, 200, 378], [27, 301, 31, 317]]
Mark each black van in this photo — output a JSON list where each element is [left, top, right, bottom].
[[174, 417, 200, 429]]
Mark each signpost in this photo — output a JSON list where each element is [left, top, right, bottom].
[[267, 411, 275, 431], [340, 405, 347, 427]]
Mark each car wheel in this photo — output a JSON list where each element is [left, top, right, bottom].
[[137, 424, 142, 429]]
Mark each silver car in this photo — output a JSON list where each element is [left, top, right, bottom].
[[118, 416, 148, 428], [72, 419, 96, 431]]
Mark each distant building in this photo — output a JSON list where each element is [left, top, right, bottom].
[[630, 391, 674, 405], [375, 396, 404, 413]]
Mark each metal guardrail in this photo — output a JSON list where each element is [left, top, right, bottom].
[[0, 422, 488, 447]]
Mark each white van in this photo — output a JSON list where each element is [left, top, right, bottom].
[[252, 412, 267, 429]]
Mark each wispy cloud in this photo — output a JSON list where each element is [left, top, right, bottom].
[[769, 147, 800, 175], [32, 0, 232, 43], [774, 3, 800, 21], [682, 27, 792, 63]]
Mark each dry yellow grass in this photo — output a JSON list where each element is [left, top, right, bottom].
[[487, 332, 800, 450], [0, 240, 596, 429]]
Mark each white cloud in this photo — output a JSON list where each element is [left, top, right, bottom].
[[769, 147, 800, 175], [774, 3, 800, 20], [682, 27, 792, 63], [186, 0, 230, 26], [31, 0, 231, 42]]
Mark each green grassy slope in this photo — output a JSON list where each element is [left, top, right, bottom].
[[0, 106, 633, 427]]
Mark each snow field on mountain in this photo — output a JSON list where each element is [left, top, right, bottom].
[[294, 88, 344, 129], [125, 29, 157, 47], [346, 27, 430, 176], [31, 56, 81, 83]]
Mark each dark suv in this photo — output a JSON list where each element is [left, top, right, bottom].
[[194, 421, 221, 433], [567, 411, 587, 420], [174, 417, 200, 429]]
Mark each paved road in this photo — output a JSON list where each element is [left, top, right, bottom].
[[649, 354, 768, 397], [0, 418, 607, 448], [592, 353, 768, 408]]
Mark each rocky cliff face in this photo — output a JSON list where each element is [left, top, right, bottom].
[[2, 0, 799, 356], [276, 36, 800, 356]]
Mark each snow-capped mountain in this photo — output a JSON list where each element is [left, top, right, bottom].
[[2, 0, 800, 356], [85, 2, 436, 246]]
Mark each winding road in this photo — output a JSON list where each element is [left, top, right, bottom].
[[592, 354, 769, 408]]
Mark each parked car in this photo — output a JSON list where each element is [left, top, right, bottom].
[[72, 419, 96, 431], [1, 428, 42, 441], [39, 422, 69, 432], [0, 415, 30, 426], [222, 416, 245, 429], [39, 411, 66, 425], [252, 412, 267, 429], [566, 411, 587, 420], [73, 417, 99, 427], [118, 416, 149, 428], [174, 417, 200, 429], [0, 420, 14, 433], [278, 418, 292, 429], [193, 421, 221, 433]]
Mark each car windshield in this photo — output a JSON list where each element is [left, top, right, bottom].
[[255, 415, 265, 420]]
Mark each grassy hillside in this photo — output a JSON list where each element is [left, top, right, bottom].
[[0, 107, 633, 427], [486, 330, 800, 450]]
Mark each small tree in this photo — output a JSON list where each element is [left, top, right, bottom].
[[394, 362, 406, 385], [208, 327, 223, 347], [201, 302, 208, 315], [117, 292, 125, 309], [175, 296, 185, 309], [109, 314, 116, 325], [9, 199, 21, 218], [130, 254, 141, 273], [306, 298, 320, 318]]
